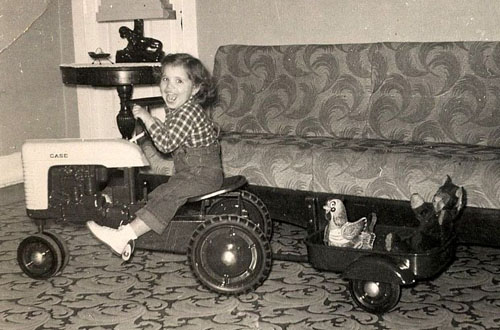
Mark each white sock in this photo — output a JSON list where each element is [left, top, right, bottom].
[[120, 224, 138, 240]]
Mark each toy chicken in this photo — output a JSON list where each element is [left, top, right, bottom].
[[323, 199, 377, 249]]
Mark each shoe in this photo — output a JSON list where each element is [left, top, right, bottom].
[[87, 221, 137, 260]]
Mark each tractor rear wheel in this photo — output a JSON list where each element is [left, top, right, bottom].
[[188, 215, 272, 295], [207, 190, 272, 240]]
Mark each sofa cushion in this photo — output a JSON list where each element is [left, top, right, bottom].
[[220, 132, 313, 191], [366, 42, 500, 147], [218, 132, 500, 209], [309, 137, 500, 209], [212, 44, 372, 138]]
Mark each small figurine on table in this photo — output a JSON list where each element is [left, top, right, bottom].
[[385, 176, 465, 253], [323, 199, 377, 249]]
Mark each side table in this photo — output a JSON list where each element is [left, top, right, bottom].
[[60, 63, 162, 139]]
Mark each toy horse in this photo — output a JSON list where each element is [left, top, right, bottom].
[[116, 20, 164, 63]]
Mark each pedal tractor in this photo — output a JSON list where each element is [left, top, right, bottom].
[[18, 138, 273, 295]]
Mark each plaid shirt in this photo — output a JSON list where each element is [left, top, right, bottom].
[[148, 98, 218, 154]]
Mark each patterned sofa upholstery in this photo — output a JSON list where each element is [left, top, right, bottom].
[[212, 43, 500, 211]]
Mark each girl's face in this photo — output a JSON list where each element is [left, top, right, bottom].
[[160, 64, 200, 109]]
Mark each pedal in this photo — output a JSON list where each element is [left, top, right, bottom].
[[121, 240, 135, 263]]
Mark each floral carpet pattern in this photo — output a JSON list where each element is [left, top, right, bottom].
[[1, 199, 500, 329]]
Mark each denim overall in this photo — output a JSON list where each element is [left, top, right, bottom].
[[135, 142, 223, 234]]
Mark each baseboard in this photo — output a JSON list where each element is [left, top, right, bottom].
[[0, 152, 23, 188]]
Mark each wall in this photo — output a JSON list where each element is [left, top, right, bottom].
[[0, 0, 77, 186], [196, 0, 500, 70]]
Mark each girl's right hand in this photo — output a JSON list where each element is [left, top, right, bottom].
[[132, 105, 154, 128]]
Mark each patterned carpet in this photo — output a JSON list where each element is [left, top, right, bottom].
[[1, 196, 500, 329]]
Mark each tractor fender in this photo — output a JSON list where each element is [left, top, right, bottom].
[[343, 255, 416, 285]]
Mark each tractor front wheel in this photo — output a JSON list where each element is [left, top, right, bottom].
[[17, 233, 65, 279]]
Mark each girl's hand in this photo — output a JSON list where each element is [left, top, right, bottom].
[[132, 105, 154, 128]]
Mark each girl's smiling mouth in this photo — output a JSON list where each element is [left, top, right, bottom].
[[165, 93, 177, 103]]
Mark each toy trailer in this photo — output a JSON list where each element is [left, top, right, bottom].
[[303, 196, 457, 314]]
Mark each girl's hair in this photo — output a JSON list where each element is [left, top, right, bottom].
[[161, 53, 217, 107]]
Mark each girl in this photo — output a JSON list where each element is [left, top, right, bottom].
[[87, 53, 223, 259]]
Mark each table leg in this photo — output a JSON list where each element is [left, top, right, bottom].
[[116, 85, 136, 139]]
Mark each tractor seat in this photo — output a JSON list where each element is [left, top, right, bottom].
[[187, 175, 247, 203]]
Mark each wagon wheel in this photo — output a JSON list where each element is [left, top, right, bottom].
[[43, 231, 70, 274], [188, 215, 272, 295], [17, 233, 64, 279], [349, 279, 401, 314], [207, 190, 273, 240]]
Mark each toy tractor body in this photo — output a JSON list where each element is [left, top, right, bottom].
[[18, 138, 272, 295], [22, 138, 149, 224]]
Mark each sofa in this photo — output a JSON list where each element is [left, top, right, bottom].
[[141, 42, 500, 246], [210, 42, 500, 245]]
